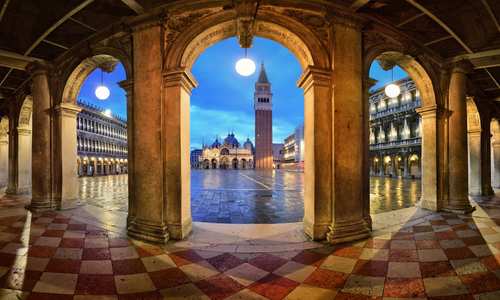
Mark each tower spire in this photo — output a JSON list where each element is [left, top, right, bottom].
[[257, 62, 269, 84]]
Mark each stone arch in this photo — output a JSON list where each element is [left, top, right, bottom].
[[165, 9, 329, 71], [0, 116, 9, 186], [466, 97, 485, 196]]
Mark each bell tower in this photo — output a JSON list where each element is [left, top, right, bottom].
[[254, 63, 273, 169]]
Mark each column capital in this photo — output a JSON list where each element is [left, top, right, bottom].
[[17, 127, 31, 136], [297, 66, 332, 92], [26, 61, 52, 77], [415, 105, 447, 118], [327, 10, 366, 30], [118, 79, 134, 94], [449, 59, 473, 74], [163, 68, 198, 93], [54, 102, 82, 118]]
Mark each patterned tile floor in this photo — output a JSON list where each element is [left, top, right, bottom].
[[2, 193, 500, 299]]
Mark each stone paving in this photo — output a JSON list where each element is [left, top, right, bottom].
[[79, 171, 421, 223], [2, 193, 500, 299]]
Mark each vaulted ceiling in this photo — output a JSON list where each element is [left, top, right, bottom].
[[0, 0, 499, 100]]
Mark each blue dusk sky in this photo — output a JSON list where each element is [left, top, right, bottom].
[[78, 37, 408, 150]]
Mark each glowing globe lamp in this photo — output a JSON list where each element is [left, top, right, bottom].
[[235, 58, 256, 76], [95, 85, 110, 100], [384, 83, 401, 98]]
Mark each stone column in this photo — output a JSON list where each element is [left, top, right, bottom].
[[298, 67, 333, 240], [492, 119, 500, 188], [415, 105, 441, 211], [446, 64, 474, 213], [54, 103, 81, 209], [163, 69, 196, 239], [467, 127, 482, 196], [363, 79, 376, 229], [6, 123, 19, 194], [119, 80, 134, 224], [28, 62, 54, 211], [403, 155, 409, 178], [16, 127, 32, 193], [327, 17, 370, 243], [480, 116, 494, 195], [127, 21, 169, 243], [0, 130, 8, 186]]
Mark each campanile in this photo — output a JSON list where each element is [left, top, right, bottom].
[[254, 63, 273, 169]]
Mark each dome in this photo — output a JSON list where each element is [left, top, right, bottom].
[[243, 138, 253, 150], [223, 133, 239, 148], [211, 138, 221, 148]]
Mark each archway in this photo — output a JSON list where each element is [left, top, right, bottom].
[[364, 49, 440, 213], [0, 117, 8, 187]]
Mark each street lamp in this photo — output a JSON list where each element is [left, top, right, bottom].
[[95, 69, 110, 100], [384, 67, 401, 98], [235, 48, 256, 76]]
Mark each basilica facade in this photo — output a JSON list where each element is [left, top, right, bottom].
[[197, 133, 254, 169]]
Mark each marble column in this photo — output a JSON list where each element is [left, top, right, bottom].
[[0, 130, 8, 186], [119, 80, 134, 224], [54, 103, 81, 209], [446, 64, 474, 213], [28, 62, 54, 211], [327, 17, 370, 243], [299, 67, 333, 240], [163, 69, 196, 239], [415, 105, 441, 211], [467, 127, 482, 196], [480, 116, 494, 196], [492, 119, 500, 188], [127, 22, 169, 243]]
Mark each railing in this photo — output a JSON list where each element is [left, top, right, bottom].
[[369, 137, 421, 150], [370, 100, 421, 120]]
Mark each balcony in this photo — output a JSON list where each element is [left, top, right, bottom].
[[369, 137, 421, 150], [370, 100, 421, 120]]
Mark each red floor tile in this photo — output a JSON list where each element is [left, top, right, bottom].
[[60, 238, 84, 248], [435, 231, 458, 240], [45, 258, 81, 273], [67, 224, 86, 231], [303, 268, 347, 290], [118, 291, 163, 300], [352, 260, 388, 277], [413, 225, 434, 233], [208, 253, 245, 272], [331, 246, 363, 259], [248, 253, 287, 272], [482, 254, 500, 271], [420, 261, 456, 277], [196, 274, 244, 300], [364, 239, 390, 249], [389, 249, 418, 262], [462, 236, 487, 246], [27, 293, 73, 300], [52, 218, 71, 224], [250, 274, 299, 300], [82, 248, 111, 260], [28, 246, 57, 258], [460, 271, 500, 294], [109, 238, 130, 247], [0, 253, 16, 266], [112, 258, 147, 275], [149, 267, 191, 289], [335, 292, 383, 300], [292, 250, 328, 266], [416, 240, 441, 249], [42, 230, 65, 237], [384, 278, 425, 298], [76, 274, 116, 294], [169, 249, 204, 266], [444, 247, 476, 260], [135, 245, 165, 257], [392, 232, 414, 240]]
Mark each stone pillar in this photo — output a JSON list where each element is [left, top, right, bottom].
[[28, 62, 54, 211], [467, 127, 482, 196], [127, 22, 169, 243], [416, 105, 441, 211], [480, 116, 494, 195], [54, 103, 81, 209], [163, 69, 196, 239], [119, 79, 134, 223], [492, 119, 500, 188], [6, 123, 19, 194], [0, 130, 8, 186], [16, 127, 32, 193], [446, 64, 474, 213], [403, 155, 409, 178], [327, 17, 370, 243], [298, 67, 333, 240], [363, 79, 376, 229]]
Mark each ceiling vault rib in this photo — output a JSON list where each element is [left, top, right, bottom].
[[0, 0, 95, 88], [120, 0, 144, 14], [406, 0, 473, 54], [481, 0, 500, 33], [69, 16, 97, 32], [486, 69, 500, 89], [0, 0, 11, 23], [351, 0, 370, 11], [396, 12, 425, 27], [42, 39, 69, 50], [424, 35, 453, 46]]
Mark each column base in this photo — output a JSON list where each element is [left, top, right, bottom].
[[303, 218, 330, 241], [6, 186, 30, 195], [418, 197, 439, 212], [128, 218, 169, 244], [364, 215, 373, 231], [58, 198, 84, 210], [326, 219, 371, 244], [482, 185, 495, 196], [168, 219, 193, 240], [442, 205, 476, 215], [26, 197, 54, 212]]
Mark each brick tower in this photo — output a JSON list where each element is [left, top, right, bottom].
[[254, 63, 273, 169]]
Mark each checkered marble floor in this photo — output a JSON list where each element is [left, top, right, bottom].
[[2, 195, 500, 299]]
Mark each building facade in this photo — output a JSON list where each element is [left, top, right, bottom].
[[369, 78, 422, 178], [76, 101, 128, 176], [254, 63, 273, 169], [197, 133, 254, 169], [281, 124, 305, 169]]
